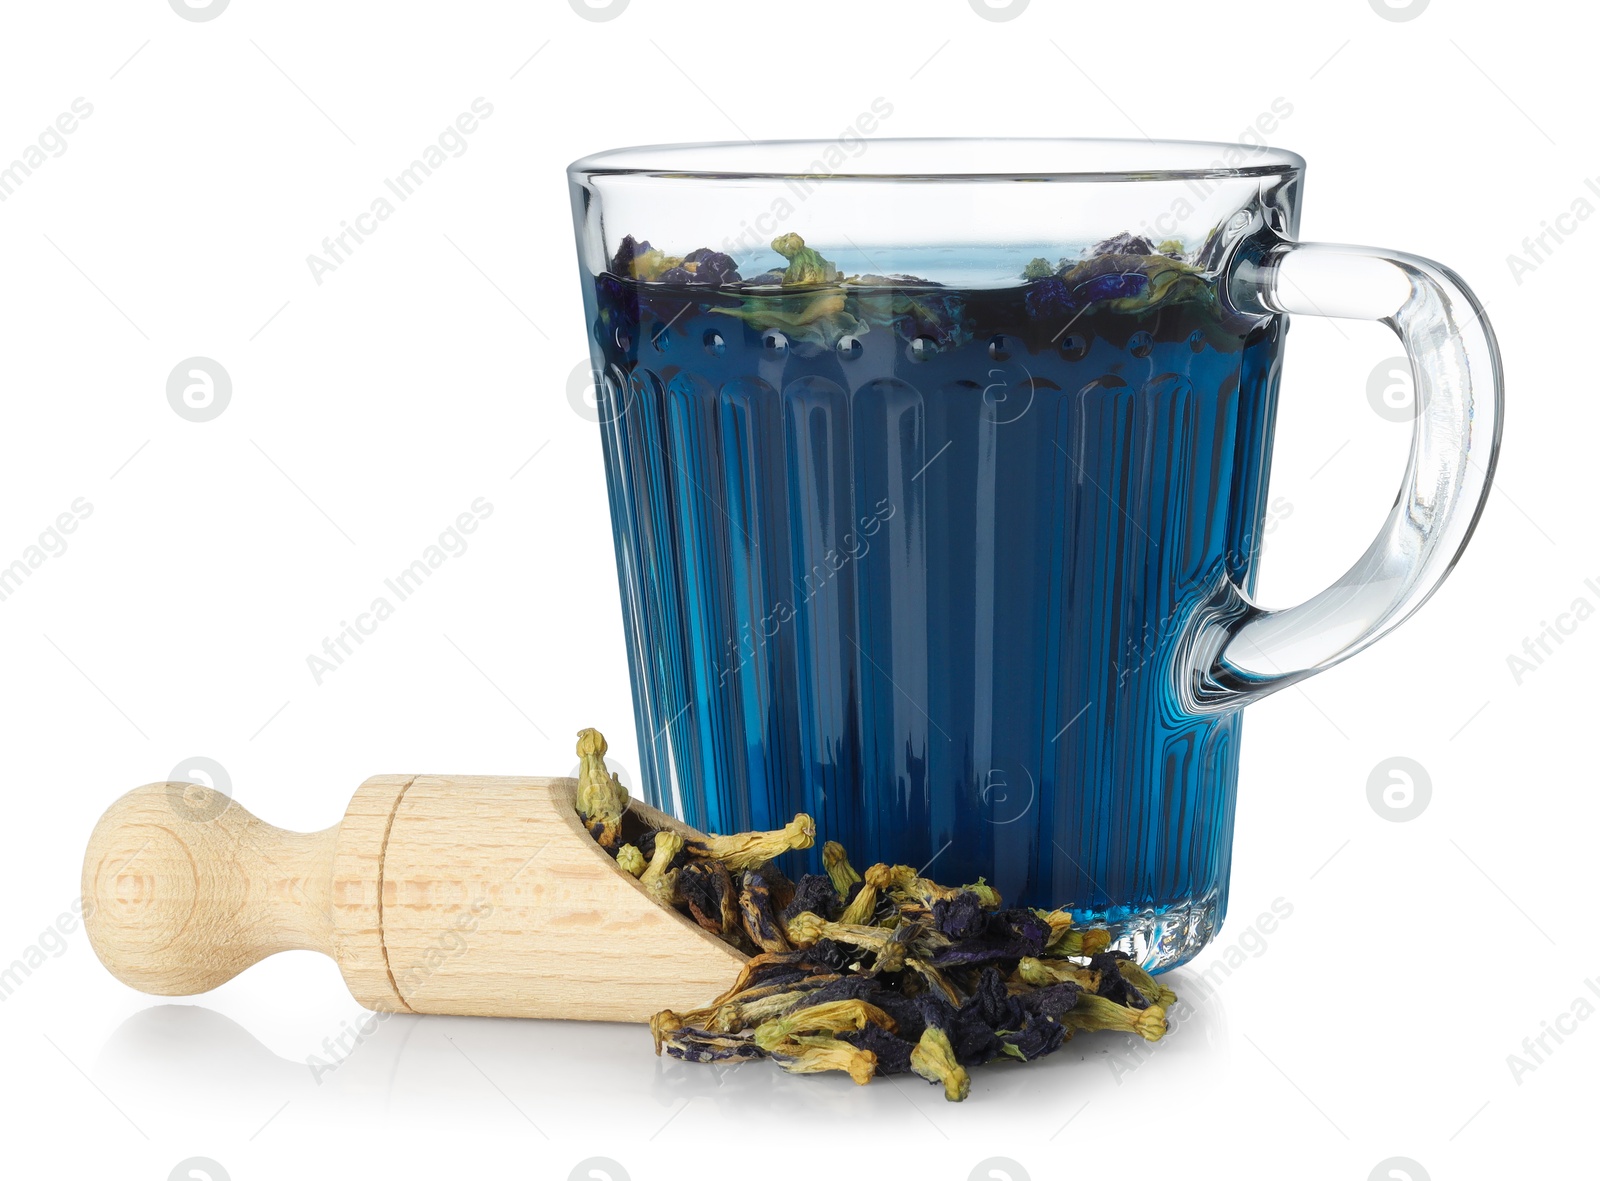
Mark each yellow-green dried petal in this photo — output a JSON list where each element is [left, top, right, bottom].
[[1117, 960, 1178, 1008], [910, 1027, 970, 1102], [574, 727, 629, 850], [822, 840, 861, 897], [614, 844, 646, 878], [689, 813, 815, 871], [768, 1034, 877, 1085], [1015, 956, 1100, 991], [1060, 993, 1168, 1042]]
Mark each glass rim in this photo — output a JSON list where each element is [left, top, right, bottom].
[[568, 137, 1305, 183]]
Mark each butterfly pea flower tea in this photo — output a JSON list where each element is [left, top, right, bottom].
[[569, 138, 1499, 969]]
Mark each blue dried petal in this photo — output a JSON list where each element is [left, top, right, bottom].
[[683, 247, 741, 285], [970, 967, 1021, 1030], [781, 873, 841, 923], [930, 908, 1050, 967], [1013, 981, 1082, 1021], [608, 235, 653, 275], [999, 1011, 1068, 1061], [1073, 272, 1148, 303], [872, 991, 928, 1043], [806, 938, 855, 973], [782, 975, 878, 1013], [1090, 231, 1155, 257], [932, 891, 987, 940], [1023, 278, 1075, 318], [1088, 951, 1150, 1010], [664, 1031, 766, 1064], [842, 1023, 915, 1075]]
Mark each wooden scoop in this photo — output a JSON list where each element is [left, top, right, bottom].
[[81, 774, 747, 1023]]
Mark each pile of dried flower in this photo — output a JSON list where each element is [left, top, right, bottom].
[[574, 728, 1173, 1101]]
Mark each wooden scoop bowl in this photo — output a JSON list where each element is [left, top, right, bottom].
[[81, 775, 747, 1023]]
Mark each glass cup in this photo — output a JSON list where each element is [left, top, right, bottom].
[[567, 139, 1501, 969]]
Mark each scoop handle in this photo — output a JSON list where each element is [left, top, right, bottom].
[[81, 782, 339, 995]]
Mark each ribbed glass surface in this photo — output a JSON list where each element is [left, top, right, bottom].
[[583, 279, 1284, 921]]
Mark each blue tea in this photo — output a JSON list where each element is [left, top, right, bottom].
[[583, 233, 1285, 967]]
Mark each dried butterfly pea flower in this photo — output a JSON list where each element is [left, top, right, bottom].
[[776, 973, 880, 1014], [905, 957, 964, 1008], [705, 949, 818, 1008], [929, 908, 1050, 968], [1014, 957, 1101, 992], [969, 967, 1020, 1029], [738, 871, 791, 954], [634, 828, 690, 869], [574, 728, 630, 851], [837, 870, 882, 925], [961, 878, 1002, 909], [678, 859, 739, 936], [1087, 951, 1151, 1010], [910, 1027, 970, 1102], [841, 1022, 915, 1075], [768, 1034, 877, 1085], [754, 859, 797, 914], [1116, 959, 1178, 1008], [752, 999, 896, 1051], [712, 290, 862, 348], [684, 813, 815, 871], [571, 727, 1177, 1101], [614, 844, 646, 878], [931, 891, 988, 940], [658, 248, 741, 287], [788, 914, 937, 973], [662, 1029, 765, 1065], [801, 938, 855, 973], [1090, 231, 1157, 257], [996, 1011, 1069, 1062], [770, 233, 840, 287], [1012, 981, 1083, 1024], [1051, 928, 1113, 956], [1032, 909, 1114, 958], [1060, 993, 1167, 1042], [713, 972, 834, 1014], [717, 989, 820, 1032], [915, 973, 1011, 1067], [780, 873, 839, 924], [650, 1008, 686, 1054], [821, 840, 862, 898], [639, 831, 685, 909]]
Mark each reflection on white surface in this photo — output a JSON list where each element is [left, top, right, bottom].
[[94, 974, 1230, 1142]]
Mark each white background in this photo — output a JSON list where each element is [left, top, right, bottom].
[[0, 1, 1588, 1178]]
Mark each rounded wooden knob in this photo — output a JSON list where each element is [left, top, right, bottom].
[[82, 783, 337, 995]]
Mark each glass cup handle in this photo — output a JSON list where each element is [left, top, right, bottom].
[[1186, 238, 1504, 711]]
